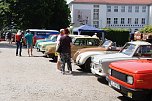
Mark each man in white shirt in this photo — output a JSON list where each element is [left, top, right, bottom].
[[56, 29, 65, 71]]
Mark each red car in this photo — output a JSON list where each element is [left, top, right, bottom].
[[108, 59, 152, 101]]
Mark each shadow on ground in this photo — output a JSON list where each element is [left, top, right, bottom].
[[117, 96, 132, 101], [97, 77, 108, 85], [0, 42, 16, 48], [49, 59, 57, 63], [71, 71, 94, 76]]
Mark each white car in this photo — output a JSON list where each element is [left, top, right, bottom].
[[75, 40, 121, 71], [91, 41, 152, 77]]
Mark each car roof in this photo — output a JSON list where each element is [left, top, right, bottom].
[[127, 41, 151, 45], [69, 34, 90, 37]]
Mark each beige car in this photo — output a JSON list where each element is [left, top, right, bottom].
[[44, 36, 102, 61]]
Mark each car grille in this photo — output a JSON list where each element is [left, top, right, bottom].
[[111, 69, 127, 82]]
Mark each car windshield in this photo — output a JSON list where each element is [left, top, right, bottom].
[[120, 43, 136, 56], [48, 35, 53, 39], [50, 35, 57, 42], [102, 40, 112, 48]]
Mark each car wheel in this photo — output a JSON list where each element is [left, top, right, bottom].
[[80, 57, 91, 72], [52, 56, 57, 62], [37, 48, 40, 52]]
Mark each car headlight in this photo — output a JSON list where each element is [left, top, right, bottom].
[[127, 75, 134, 84], [42, 46, 45, 49]]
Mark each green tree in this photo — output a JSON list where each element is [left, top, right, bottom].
[[11, 0, 70, 30], [140, 25, 152, 33]]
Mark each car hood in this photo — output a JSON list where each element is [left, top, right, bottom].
[[39, 41, 56, 45], [92, 53, 129, 63], [110, 59, 152, 74], [79, 47, 107, 53], [79, 51, 107, 57], [37, 39, 52, 43]]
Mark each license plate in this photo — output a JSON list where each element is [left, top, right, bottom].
[[55, 52, 59, 56], [111, 81, 120, 90]]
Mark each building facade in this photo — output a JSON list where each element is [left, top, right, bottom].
[[69, 0, 152, 33]]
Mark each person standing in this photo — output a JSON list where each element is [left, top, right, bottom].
[[7, 32, 12, 44], [15, 30, 23, 56], [56, 29, 65, 71], [58, 28, 72, 74], [24, 30, 34, 56]]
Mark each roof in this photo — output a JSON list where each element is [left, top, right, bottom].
[[128, 41, 151, 45], [72, 0, 152, 5], [73, 25, 104, 32], [28, 29, 59, 33]]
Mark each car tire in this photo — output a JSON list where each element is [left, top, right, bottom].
[[52, 56, 57, 62], [37, 48, 40, 52], [80, 57, 91, 72]]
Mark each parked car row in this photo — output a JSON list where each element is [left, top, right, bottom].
[[35, 36, 152, 101], [74, 41, 152, 101], [35, 34, 103, 61]]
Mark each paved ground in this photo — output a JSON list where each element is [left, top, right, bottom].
[[0, 41, 130, 101]]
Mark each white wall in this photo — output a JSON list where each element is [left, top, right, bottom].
[[149, 5, 152, 25], [70, 3, 151, 33]]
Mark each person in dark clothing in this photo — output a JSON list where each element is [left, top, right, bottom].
[[15, 30, 23, 56], [7, 32, 12, 44], [59, 28, 72, 74]]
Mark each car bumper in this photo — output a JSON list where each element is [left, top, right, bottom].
[[108, 79, 151, 101], [90, 63, 107, 77]]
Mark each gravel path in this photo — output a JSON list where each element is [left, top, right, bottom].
[[0, 41, 129, 101]]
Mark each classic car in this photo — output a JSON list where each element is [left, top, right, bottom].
[[74, 40, 121, 71], [38, 35, 90, 53], [91, 41, 152, 77], [35, 35, 58, 51], [108, 59, 152, 101], [44, 36, 102, 61]]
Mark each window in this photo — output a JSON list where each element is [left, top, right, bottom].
[[142, 6, 146, 12], [135, 6, 139, 12], [128, 18, 131, 24], [107, 5, 111, 12], [107, 18, 111, 24], [135, 18, 138, 24], [94, 5, 99, 8], [121, 18, 125, 24], [74, 38, 86, 46], [121, 6, 125, 12], [128, 6, 132, 12], [141, 18, 145, 24], [114, 18, 118, 24], [87, 38, 100, 46], [93, 21, 99, 28], [114, 6, 118, 12], [136, 45, 152, 57], [93, 9, 99, 20]]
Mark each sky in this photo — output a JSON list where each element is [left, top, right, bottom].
[[66, 0, 73, 4]]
